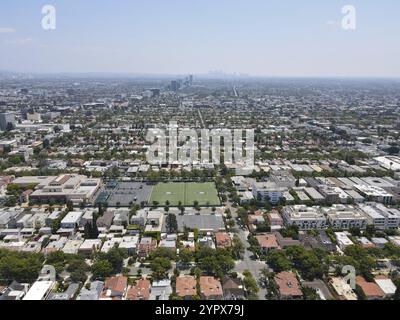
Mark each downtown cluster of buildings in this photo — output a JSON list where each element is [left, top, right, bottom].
[[1, 77, 400, 301]]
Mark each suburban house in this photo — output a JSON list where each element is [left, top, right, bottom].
[[274, 272, 303, 300], [176, 276, 197, 300], [222, 277, 246, 300], [255, 234, 280, 253], [102, 276, 128, 299], [126, 278, 151, 300], [356, 276, 385, 300], [199, 276, 223, 300], [215, 232, 232, 249]]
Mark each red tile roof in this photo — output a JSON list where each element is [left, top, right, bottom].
[[356, 276, 384, 299], [215, 232, 232, 248], [176, 276, 197, 298], [256, 234, 279, 249], [200, 276, 223, 299], [126, 278, 151, 300], [104, 276, 127, 295], [274, 272, 303, 298]]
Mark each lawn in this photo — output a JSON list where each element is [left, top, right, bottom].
[[149, 182, 220, 206], [149, 182, 185, 206], [185, 182, 220, 206]]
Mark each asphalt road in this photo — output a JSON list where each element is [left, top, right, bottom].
[[228, 203, 268, 299]]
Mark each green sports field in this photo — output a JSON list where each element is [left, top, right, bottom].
[[149, 182, 220, 206]]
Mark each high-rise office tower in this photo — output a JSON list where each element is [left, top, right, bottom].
[[0, 112, 16, 131]]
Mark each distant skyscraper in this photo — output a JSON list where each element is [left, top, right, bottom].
[[189, 75, 193, 86], [170, 80, 180, 92], [150, 89, 160, 97], [0, 112, 16, 131]]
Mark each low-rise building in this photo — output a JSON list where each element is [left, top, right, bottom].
[[19, 175, 101, 205], [199, 276, 223, 300], [335, 232, 353, 250], [23, 281, 55, 300], [176, 276, 197, 300], [60, 211, 83, 229], [62, 239, 84, 254], [274, 271, 303, 300], [222, 277, 245, 300], [96, 211, 114, 229], [78, 239, 102, 256], [126, 278, 151, 300], [266, 210, 283, 230], [255, 234, 280, 253], [354, 185, 393, 204], [215, 232, 232, 249], [304, 187, 325, 203], [150, 280, 172, 300], [102, 276, 127, 299], [118, 236, 139, 255], [76, 281, 104, 300], [356, 276, 384, 300], [282, 205, 327, 230], [359, 203, 400, 229], [324, 205, 367, 230], [374, 276, 396, 298], [252, 182, 286, 205], [371, 237, 388, 248], [329, 277, 357, 300], [138, 237, 157, 258]]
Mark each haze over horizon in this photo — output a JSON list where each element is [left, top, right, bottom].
[[1, 0, 400, 77]]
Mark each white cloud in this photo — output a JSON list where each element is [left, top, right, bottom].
[[0, 27, 16, 34], [325, 20, 338, 26], [4, 38, 34, 45]]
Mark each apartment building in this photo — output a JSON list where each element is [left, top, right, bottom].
[[282, 205, 327, 230], [252, 182, 286, 204], [359, 203, 400, 229], [354, 185, 393, 204], [324, 205, 368, 230]]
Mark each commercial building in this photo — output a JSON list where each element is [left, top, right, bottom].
[[0, 113, 16, 131], [15, 175, 101, 205]]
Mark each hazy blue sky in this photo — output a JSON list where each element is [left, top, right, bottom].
[[0, 0, 399, 77]]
